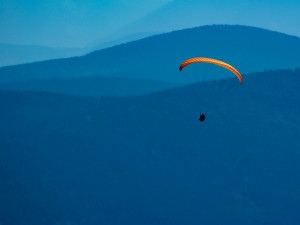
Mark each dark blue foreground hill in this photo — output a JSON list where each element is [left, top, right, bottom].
[[0, 76, 178, 97], [0, 69, 300, 225]]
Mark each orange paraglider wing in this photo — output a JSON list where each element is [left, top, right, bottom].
[[179, 57, 243, 84]]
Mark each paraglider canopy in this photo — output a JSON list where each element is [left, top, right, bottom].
[[179, 57, 243, 84]]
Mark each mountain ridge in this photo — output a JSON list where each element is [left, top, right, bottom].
[[1, 25, 300, 85], [0, 43, 83, 67], [0, 76, 178, 97]]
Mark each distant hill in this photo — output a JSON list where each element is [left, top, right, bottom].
[[1, 69, 300, 225], [0, 25, 300, 85], [0, 76, 178, 97], [0, 43, 83, 67]]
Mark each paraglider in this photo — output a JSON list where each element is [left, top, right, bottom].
[[198, 113, 206, 122], [179, 57, 243, 122], [179, 57, 243, 84]]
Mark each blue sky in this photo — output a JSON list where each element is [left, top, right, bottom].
[[0, 0, 299, 48], [0, 0, 171, 47]]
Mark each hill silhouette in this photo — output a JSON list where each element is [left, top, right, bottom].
[[0, 76, 177, 97], [0, 43, 83, 67], [0, 25, 300, 86], [1, 69, 300, 225]]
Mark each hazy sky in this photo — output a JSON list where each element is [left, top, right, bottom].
[[0, 0, 171, 47], [1, 0, 299, 48], [122, 0, 300, 39]]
